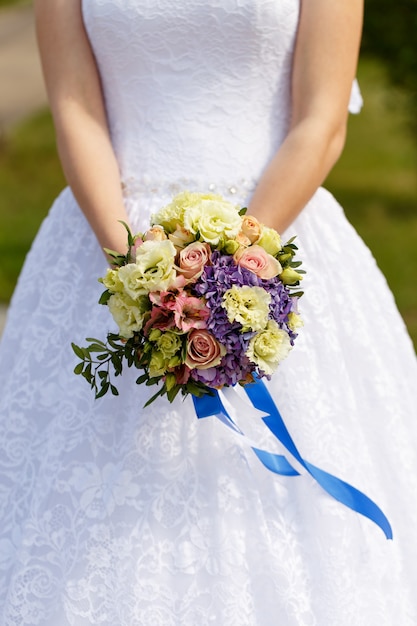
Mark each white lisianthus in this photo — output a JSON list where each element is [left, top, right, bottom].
[[183, 197, 242, 246], [151, 191, 222, 233], [256, 226, 282, 256], [107, 292, 149, 339], [118, 240, 176, 298], [101, 268, 124, 293], [222, 285, 271, 332], [246, 320, 292, 374]]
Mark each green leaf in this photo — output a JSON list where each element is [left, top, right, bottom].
[[85, 337, 106, 346], [95, 382, 110, 399], [136, 373, 148, 385], [238, 207, 247, 216], [143, 386, 165, 407], [167, 385, 181, 403], [98, 290, 112, 305], [146, 376, 161, 386], [73, 362, 84, 375], [110, 384, 119, 396], [71, 343, 85, 360], [284, 236, 296, 244]]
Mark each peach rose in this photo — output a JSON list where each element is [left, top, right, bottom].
[[234, 244, 282, 279], [144, 226, 167, 241], [235, 232, 251, 247], [185, 329, 226, 370], [177, 241, 212, 281], [241, 215, 261, 243]]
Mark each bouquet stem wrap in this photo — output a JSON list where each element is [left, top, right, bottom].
[[193, 376, 393, 540]]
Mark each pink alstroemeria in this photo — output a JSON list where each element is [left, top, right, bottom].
[[173, 294, 210, 332], [173, 364, 191, 385], [149, 278, 187, 310], [143, 306, 176, 334]]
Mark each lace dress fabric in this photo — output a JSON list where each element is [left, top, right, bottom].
[[1, 0, 417, 624]]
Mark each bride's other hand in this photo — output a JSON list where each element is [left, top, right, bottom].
[[34, 0, 131, 259], [248, 0, 363, 234]]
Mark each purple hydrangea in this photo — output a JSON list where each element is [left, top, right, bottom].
[[189, 251, 298, 387]]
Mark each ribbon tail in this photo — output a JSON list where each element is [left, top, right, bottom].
[[305, 460, 393, 540], [245, 377, 393, 540], [192, 393, 299, 477]]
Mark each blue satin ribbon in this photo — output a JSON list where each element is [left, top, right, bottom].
[[193, 377, 393, 540]]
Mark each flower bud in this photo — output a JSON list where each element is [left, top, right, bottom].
[[279, 267, 303, 285]]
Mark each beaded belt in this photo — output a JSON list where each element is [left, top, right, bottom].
[[121, 175, 257, 200]]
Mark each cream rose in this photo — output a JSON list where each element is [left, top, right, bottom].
[[234, 245, 282, 279], [168, 225, 195, 249], [185, 329, 226, 370], [143, 226, 167, 242], [177, 242, 212, 281]]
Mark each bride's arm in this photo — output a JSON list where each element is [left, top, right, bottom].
[[248, 0, 364, 233], [34, 0, 130, 256]]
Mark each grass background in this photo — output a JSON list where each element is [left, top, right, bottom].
[[0, 58, 416, 347]]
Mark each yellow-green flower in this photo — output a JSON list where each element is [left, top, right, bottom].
[[287, 312, 304, 331], [100, 268, 124, 293], [148, 350, 168, 378], [183, 197, 242, 246], [223, 239, 240, 255], [246, 320, 292, 374], [155, 331, 182, 360], [222, 285, 271, 332], [279, 267, 303, 285], [257, 226, 282, 256], [118, 240, 176, 298], [107, 292, 148, 339]]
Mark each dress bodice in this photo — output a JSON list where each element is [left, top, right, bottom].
[[82, 0, 300, 190]]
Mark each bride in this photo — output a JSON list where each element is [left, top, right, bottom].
[[1, 0, 417, 624]]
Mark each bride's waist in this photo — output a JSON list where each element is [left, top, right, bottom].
[[121, 175, 257, 202]]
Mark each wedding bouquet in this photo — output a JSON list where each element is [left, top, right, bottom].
[[72, 191, 304, 405], [71, 191, 393, 539]]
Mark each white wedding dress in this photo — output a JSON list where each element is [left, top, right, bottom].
[[1, 1, 417, 624]]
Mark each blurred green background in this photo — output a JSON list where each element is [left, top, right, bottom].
[[0, 1, 416, 348]]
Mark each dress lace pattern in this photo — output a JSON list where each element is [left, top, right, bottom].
[[1, 1, 417, 624]]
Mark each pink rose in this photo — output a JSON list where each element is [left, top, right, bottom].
[[144, 226, 167, 241], [185, 329, 226, 370], [241, 215, 261, 243], [234, 244, 282, 279], [177, 242, 212, 282]]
